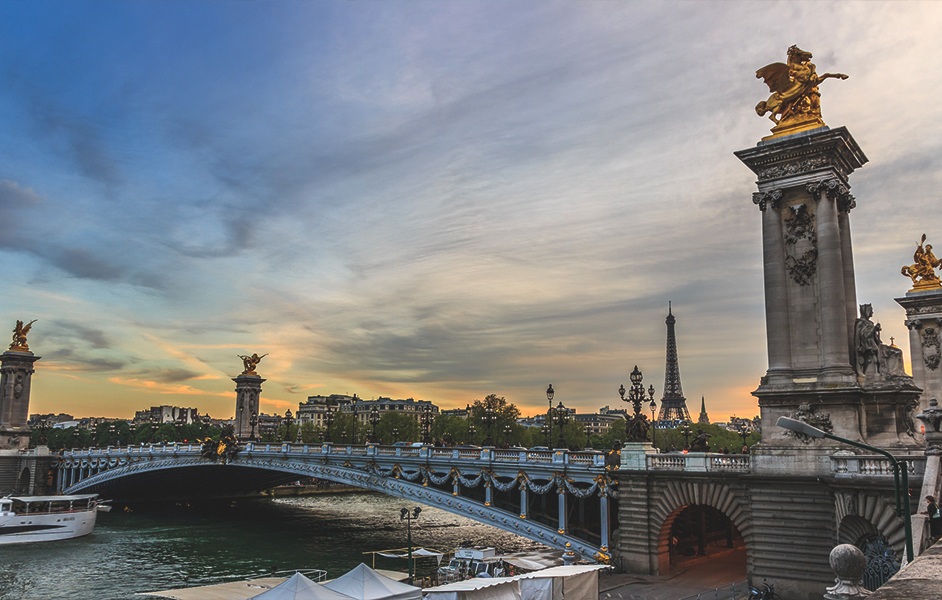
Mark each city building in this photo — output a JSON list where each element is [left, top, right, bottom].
[[133, 406, 199, 425], [296, 395, 439, 428], [296, 394, 356, 428], [697, 396, 710, 425], [571, 412, 625, 436]]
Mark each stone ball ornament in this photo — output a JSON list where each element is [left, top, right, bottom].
[[825, 544, 870, 599]]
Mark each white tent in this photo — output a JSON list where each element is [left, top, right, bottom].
[[515, 565, 609, 600], [250, 573, 359, 600], [322, 563, 422, 600], [423, 576, 521, 600]]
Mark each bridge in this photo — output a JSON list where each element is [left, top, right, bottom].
[[59, 442, 617, 563]]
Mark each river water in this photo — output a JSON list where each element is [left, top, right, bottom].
[[0, 492, 546, 600]]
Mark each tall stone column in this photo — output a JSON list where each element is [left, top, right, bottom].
[[233, 375, 264, 441], [756, 190, 792, 381], [0, 350, 41, 450], [810, 180, 853, 377]]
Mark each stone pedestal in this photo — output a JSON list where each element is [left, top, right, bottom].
[[736, 127, 921, 460], [0, 350, 40, 450], [233, 374, 264, 441], [619, 441, 658, 470], [896, 288, 942, 414]]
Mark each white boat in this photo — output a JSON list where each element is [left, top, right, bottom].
[[0, 494, 101, 544]]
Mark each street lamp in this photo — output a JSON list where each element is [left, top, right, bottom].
[[555, 401, 568, 449], [422, 404, 433, 445], [370, 406, 379, 443], [283, 410, 293, 443], [324, 403, 334, 443], [400, 506, 422, 581], [249, 412, 258, 442], [466, 404, 474, 444], [681, 423, 692, 449], [648, 386, 658, 448], [502, 424, 513, 446], [392, 428, 399, 443], [546, 384, 555, 451], [776, 416, 914, 563], [352, 394, 358, 444], [483, 405, 497, 446], [737, 422, 749, 451], [541, 422, 550, 446]]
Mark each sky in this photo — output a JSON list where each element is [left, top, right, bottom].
[[1, 1, 940, 423]]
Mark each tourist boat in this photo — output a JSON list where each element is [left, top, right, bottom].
[[0, 494, 102, 544]]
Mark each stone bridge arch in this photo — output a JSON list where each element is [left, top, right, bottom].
[[649, 479, 752, 576]]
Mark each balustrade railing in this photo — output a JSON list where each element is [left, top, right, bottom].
[[645, 452, 751, 473], [61, 443, 607, 470], [830, 453, 925, 477]]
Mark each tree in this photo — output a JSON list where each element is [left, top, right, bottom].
[[470, 395, 521, 446], [376, 412, 419, 444], [431, 414, 468, 445]]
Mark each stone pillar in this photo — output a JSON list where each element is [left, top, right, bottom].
[[599, 493, 610, 553], [520, 485, 528, 519], [233, 374, 264, 441], [0, 350, 41, 450], [897, 289, 942, 413], [812, 181, 852, 376], [758, 191, 793, 381], [839, 211, 858, 363]]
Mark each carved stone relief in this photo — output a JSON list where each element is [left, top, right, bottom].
[[752, 189, 783, 211], [13, 374, 23, 400], [807, 177, 856, 213], [783, 203, 817, 286], [757, 157, 830, 181], [783, 403, 833, 443], [923, 326, 941, 371]]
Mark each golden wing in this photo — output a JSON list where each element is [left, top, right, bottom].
[[756, 63, 790, 93]]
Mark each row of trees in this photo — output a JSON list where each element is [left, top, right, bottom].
[[30, 395, 760, 453]]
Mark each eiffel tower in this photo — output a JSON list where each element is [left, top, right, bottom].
[[657, 303, 692, 423]]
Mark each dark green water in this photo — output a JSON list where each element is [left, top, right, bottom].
[[0, 492, 544, 600]]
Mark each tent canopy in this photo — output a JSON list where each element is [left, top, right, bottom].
[[423, 576, 521, 600], [250, 573, 358, 600], [515, 565, 609, 600], [322, 563, 421, 600]]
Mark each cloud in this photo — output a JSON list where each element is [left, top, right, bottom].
[[108, 376, 231, 397]]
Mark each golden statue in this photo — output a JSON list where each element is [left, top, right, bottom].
[[755, 46, 847, 139], [238, 353, 268, 375], [9, 319, 37, 352], [901, 234, 941, 290]]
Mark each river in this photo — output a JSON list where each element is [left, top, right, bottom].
[[0, 492, 546, 600]]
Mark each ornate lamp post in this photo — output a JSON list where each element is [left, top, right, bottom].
[[400, 506, 422, 581], [648, 385, 658, 448], [421, 404, 432, 445], [555, 401, 568, 449], [369, 406, 379, 443], [483, 405, 497, 446], [352, 394, 358, 444], [540, 422, 550, 446], [296, 417, 303, 444], [324, 403, 334, 443], [392, 427, 399, 443], [738, 422, 749, 451], [681, 423, 692, 449], [466, 404, 474, 444], [249, 412, 258, 442], [546, 384, 555, 451], [502, 424, 513, 445], [283, 410, 293, 443], [620, 366, 651, 443]]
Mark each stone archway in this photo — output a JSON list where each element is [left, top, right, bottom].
[[835, 492, 905, 557], [651, 480, 751, 576]]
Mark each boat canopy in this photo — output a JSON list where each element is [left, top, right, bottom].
[[9, 494, 97, 503]]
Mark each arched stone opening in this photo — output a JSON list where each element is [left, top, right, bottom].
[[656, 504, 746, 577], [838, 514, 900, 591]]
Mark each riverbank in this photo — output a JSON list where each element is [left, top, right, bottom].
[[263, 484, 366, 497]]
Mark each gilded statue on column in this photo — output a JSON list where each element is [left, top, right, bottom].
[[901, 234, 941, 290], [9, 319, 37, 352], [238, 353, 268, 375], [755, 45, 848, 139]]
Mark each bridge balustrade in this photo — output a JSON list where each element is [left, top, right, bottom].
[[830, 453, 926, 477], [646, 452, 751, 473]]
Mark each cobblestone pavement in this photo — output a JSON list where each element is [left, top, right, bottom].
[[598, 547, 747, 600]]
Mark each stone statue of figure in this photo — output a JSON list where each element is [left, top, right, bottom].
[[901, 234, 941, 288], [854, 304, 880, 376], [238, 353, 268, 375], [9, 319, 37, 351], [755, 46, 848, 128]]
